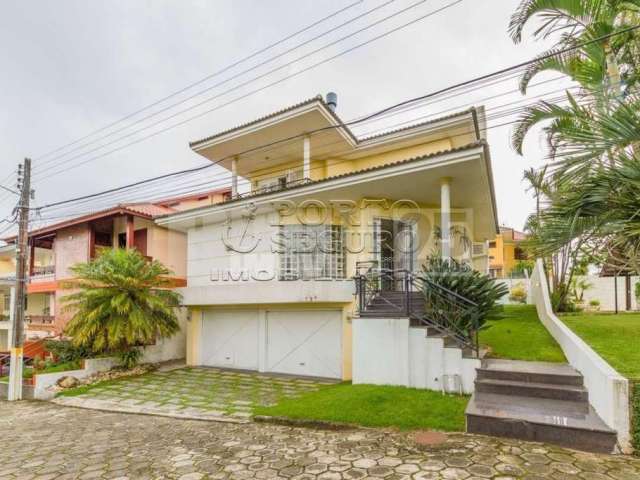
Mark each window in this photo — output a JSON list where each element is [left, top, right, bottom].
[[279, 225, 345, 280], [488, 241, 496, 248]]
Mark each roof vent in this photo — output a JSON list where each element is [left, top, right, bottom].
[[325, 92, 338, 111]]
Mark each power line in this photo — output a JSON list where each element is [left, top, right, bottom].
[[34, 89, 576, 221], [31, 23, 637, 215], [34, 0, 397, 171], [37, 80, 576, 216], [32, 0, 365, 162], [33, 0, 465, 181]]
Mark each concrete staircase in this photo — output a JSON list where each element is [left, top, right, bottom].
[[466, 359, 617, 453], [407, 326, 480, 394]]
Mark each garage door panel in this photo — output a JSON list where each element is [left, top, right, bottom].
[[266, 310, 342, 379], [201, 310, 259, 370]]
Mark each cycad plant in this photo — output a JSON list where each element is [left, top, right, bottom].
[[62, 248, 182, 368]]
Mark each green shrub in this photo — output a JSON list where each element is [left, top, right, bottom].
[[45, 339, 94, 363], [118, 349, 143, 369], [420, 257, 509, 332], [589, 299, 601, 307], [509, 283, 527, 304]]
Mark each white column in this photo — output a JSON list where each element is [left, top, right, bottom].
[[231, 156, 238, 198], [303, 135, 311, 180], [440, 177, 451, 261], [7, 286, 22, 401]]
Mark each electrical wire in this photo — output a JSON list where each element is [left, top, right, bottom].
[[32, 0, 365, 162], [32, 0, 466, 181], [28, 24, 637, 220], [33, 91, 580, 223]]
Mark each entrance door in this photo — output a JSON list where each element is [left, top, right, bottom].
[[374, 218, 416, 290]]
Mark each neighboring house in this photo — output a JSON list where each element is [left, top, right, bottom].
[[1, 188, 230, 340], [0, 245, 16, 351], [488, 226, 527, 278], [157, 94, 499, 381]]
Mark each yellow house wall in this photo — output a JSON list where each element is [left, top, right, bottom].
[[488, 235, 505, 270], [246, 138, 453, 188], [0, 259, 14, 275], [488, 233, 520, 277], [502, 243, 517, 276]]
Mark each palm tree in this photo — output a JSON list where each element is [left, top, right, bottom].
[[62, 248, 182, 368], [509, 0, 640, 94]]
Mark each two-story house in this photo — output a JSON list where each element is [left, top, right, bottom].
[[157, 94, 499, 382], [1, 188, 230, 341], [488, 226, 528, 278]]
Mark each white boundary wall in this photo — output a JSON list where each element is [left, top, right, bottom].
[[33, 357, 119, 400], [352, 317, 479, 394], [573, 275, 639, 312], [530, 259, 631, 451]]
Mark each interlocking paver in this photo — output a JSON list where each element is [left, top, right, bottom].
[[2, 401, 640, 480], [52, 367, 330, 420]]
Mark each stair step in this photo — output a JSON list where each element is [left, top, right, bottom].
[[478, 359, 583, 386], [359, 312, 409, 318], [475, 378, 588, 402], [465, 393, 616, 453]]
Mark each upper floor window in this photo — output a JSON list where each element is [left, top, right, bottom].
[[488, 241, 497, 248], [278, 225, 345, 280], [514, 247, 527, 260]]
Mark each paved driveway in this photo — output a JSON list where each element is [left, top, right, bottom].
[[54, 367, 334, 421], [2, 401, 640, 480]]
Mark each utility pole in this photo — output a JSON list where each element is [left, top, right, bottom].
[[8, 158, 31, 401]]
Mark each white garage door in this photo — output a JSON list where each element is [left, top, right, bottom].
[[266, 310, 342, 379], [201, 310, 259, 370]]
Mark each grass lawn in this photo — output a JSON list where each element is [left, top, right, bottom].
[[560, 312, 640, 380], [0, 360, 82, 381], [479, 304, 566, 363], [254, 383, 468, 431]]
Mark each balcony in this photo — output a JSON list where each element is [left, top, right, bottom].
[[32, 265, 55, 277]]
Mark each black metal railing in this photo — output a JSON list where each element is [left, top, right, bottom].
[[32, 265, 55, 276], [354, 263, 481, 355]]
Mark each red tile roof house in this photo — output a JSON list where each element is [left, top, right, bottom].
[[0, 188, 230, 363]]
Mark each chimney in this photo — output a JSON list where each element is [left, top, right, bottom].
[[325, 92, 338, 111]]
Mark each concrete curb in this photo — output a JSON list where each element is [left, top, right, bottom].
[[51, 397, 248, 423], [253, 415, 356, 430]]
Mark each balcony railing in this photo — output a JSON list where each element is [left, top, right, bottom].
[[32, 265, 55, 277], [25, 315, 55, 325]]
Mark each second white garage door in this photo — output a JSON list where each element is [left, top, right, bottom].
[[265, 310, 342, 379]]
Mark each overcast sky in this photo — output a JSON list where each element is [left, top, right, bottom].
[[0, 0, 562, 235]]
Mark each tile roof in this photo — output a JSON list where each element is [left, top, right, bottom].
[[190, 95, 357, 148], [189, 92, 477, 153], [158, 140, 486, 219], [121, 203, 176, 217], [3, 203, 177, 241], [356, 108, 475, 142]]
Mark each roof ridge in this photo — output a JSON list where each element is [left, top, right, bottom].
[[158, 140, 486, 220], [190, 95, 327, 148]]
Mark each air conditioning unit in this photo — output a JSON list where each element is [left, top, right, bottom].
[[472, 242, 486, 257]]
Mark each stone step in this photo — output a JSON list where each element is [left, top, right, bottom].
[[465, 393, 616, 453], [475, 378, 589, 402], [478, 359, 583, 386]]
